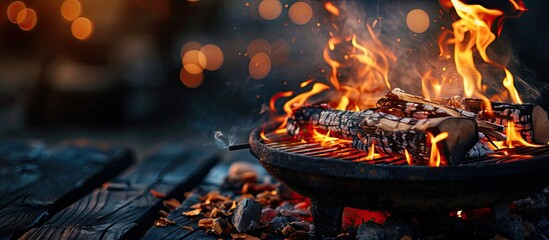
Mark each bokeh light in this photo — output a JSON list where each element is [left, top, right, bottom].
[[258, 0, 282, 20], [270, 38, 290, 66], [180, 68, 204, 88], [7, 1, 25, 24], [406, 9, 430, 33], [71, 17, 93, 40], [181, 41, 202, 58], [60, 0, 82, 21], [247, 38, 271, 58], [200, 44, 224, 71], [288, 1, 313, 25], [249, 52, 271, 80], [182, 50, 208, 74], [16, 8, 37, 31]]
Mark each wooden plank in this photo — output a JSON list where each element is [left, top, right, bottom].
[[0, 142, 133, 240], [19, 146, 219, 240], [141, 160, 268, 240]]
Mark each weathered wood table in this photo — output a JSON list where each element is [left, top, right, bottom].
[[0, 141, 254, 240]]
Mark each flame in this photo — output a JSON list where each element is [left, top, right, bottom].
[[366, 144, 381, 160], [269, 90, 294, 113], [404, 148, 412, 165], [335, 96, 350, 110], [427, 132, 449, 167], [492, 121, 541, 149], [421, 70, 447, 100], [260, 129, 270, 141], [448, 0, 526, 110]]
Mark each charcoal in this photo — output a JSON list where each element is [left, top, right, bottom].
[[268, 216, 290, 231], [261, 208, 278, 223], [357, 221, 397, 240], [384, 215, 414, 239], [288, 230, 309, 240], [512, 193, 548, 216], [494, 215, 528, 240], [232, 198, 262, 233], [533, 216, 549, 235], [289, 220, 311, 232]]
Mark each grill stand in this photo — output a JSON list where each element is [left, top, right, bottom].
[[311, 199, 343, 239]]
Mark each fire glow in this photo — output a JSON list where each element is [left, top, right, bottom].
[[265, 0, 546, 167]]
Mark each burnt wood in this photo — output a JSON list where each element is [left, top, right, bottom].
[[462, 99, 549, 144], [19, 146, 219, 240], [287, 106, 479, 165], [0, 142, 133, 240]]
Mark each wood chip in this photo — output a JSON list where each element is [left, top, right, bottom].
[[150, 189, 166, 198], [182, 208, 202, 216], [182, 226, 194, 231], [163, 198, 181, 210], [154, 217, 176, 227]]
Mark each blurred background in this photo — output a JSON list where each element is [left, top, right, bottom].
[[0, 0, 547, 150]]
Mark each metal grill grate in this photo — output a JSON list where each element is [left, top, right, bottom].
[[262, 131, 549, 165]]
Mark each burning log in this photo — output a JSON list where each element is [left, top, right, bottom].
[[377, 89, 506, 141], [454, 98, 549, 144], [287, 105, 479, 165]]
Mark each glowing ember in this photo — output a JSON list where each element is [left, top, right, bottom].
[[324, 2, 339, 16]]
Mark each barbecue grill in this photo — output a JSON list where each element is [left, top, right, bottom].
[[249, 126, 549, 238]]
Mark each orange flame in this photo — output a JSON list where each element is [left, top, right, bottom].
[[427, 132, 449, 167], [490, 121, 542, 149], [449, 0, 526, 110], [404, 148, 412, 165], [260, 129, 270, 141], [421, 70, 446, 100], [366, 144, 381, 160]]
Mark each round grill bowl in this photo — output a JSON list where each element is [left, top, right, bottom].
[[249, 127, 549, 213]]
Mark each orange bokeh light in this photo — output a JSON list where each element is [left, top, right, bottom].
[[16, 8, 37, 31], [200, 44, 224, 71], [249, 52, 271, 80], [258, 0, 282, 20], [179, 68, 204, 88], [60, 0, 82, 21], [288, 1, 313, 25], [182, 50, 207, 74], [247, 38, 271, 58], [71, 17, 93, 40], [7, 1, 25, 24]]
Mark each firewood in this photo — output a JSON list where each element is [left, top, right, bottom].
[[288, 106, 479, 165], [458, 98, 549, 144], [377, 89, 506, 140]]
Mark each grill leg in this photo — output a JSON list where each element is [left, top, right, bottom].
[[311, 199, 343, 239]]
